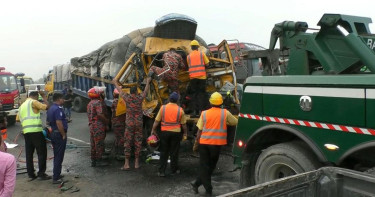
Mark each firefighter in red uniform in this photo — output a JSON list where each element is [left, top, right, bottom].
[[148, 48, 185, 92], [87, 87, 109, 167], [111, 89, 126, 160], [151, 92, 187, 177], [114, 77, 151, 170], [187, 40, 210, 117], [190, 92, 238, 196]]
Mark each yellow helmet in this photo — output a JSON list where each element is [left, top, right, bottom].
[[209, 92, 223, 105], [190, 40, 200, 46]]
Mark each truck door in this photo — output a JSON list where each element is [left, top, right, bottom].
[[210, 40, 239, 104]]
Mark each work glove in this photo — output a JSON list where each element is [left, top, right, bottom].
[[193, 141, 199, 152]]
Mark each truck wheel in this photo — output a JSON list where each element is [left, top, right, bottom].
[[239, 152, 260, 188], [73, 96, 87, 113], [254, 141, 320, 184]]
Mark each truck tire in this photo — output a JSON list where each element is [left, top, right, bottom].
[[254, 141, 321, 184], [73, 96, 87, 113], [239, 152, 260, 188]]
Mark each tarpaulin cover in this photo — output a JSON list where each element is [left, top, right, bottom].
[[70, 14, 207, 79]]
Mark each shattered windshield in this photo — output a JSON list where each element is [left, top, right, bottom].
[[0, 75, 17, 92]]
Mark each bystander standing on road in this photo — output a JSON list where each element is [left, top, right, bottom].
[[191, 92, 238, 196], [17, 91, 51, 181], [63, 89, 73, 122], [0, 145, 16, 197], [47, 93, 68, 184], [114, 77, 151, 170], [151, 92, 187, 177]]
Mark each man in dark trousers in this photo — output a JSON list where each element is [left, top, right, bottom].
[[17, 91, 51, 181], [186, 40, 210, 117], [47, 93, 68, 184], [151, 92, 187, 177], [191, 92, 238, 196]]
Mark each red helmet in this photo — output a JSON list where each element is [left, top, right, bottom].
[[88, 88, 100, 99], [147, 134, 159, 148], [113, 88, 119, 96]]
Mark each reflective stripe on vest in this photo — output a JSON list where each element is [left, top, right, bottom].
[[188, 51, 206, 78], [1, 129, 7, 140], [19, 99, 43, 134], [200, 108, 227, 145], [161, 103, 182, 131]]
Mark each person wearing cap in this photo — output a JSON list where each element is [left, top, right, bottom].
[[17, 90, 51, 181], [187, 40, 210, 117], [151, 92, 187, 177], [148, 48, 185, 93], [111, 89, 126, 160], [190, 92, 238, 196], [46, 93, 67, 184]]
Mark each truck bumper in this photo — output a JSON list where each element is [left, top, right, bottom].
[[5, 108, 18, 117]]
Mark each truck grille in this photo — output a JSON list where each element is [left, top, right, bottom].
[[1, 104, 13, 111]]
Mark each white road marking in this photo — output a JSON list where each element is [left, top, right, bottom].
[[68, 137, 90, 145]]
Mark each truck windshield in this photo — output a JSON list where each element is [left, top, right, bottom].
[[0, 75, 18, 92]]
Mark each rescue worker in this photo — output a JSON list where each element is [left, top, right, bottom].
[[113, 77, 151, 170], [18, 91, 51, 181], [87, 87, 109, 167], [151, 92, 187, 177], [46, 93, 67, 184], [191, 92, 238, 196], [186, 40, 210, 117], [148, 48, 185, 92], [111, 89, 126, 160]]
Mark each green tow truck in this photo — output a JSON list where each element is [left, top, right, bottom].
[[233, 13, 375, 187]]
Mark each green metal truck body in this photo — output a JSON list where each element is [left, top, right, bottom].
[[234, 13, 375, 187]]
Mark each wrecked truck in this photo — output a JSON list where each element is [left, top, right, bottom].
[[48, 13, 240, 139], [112, 13, 240, 139]]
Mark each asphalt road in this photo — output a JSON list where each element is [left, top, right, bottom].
[[6, 111, 240, 197]]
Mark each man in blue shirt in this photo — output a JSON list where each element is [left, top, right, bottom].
[[47, 93, 68, 184]]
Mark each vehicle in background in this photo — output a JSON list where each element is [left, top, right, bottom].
[[0, 67, 20, 125], [209, 41, 265, 83], [27, 84, 46, 103], [234, 13, 375, 188], [15, 73, 34, 92]]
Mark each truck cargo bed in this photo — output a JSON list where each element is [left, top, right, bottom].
[[220, 167, 375, 197]]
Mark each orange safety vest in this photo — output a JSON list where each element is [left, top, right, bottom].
[[199, 108, 228, 145], [187, 51, 206, 79], [1, 128, 7, 140], [161, 103, 183, 131]]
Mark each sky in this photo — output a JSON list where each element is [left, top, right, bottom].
[[0, 0, 374, 80]]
